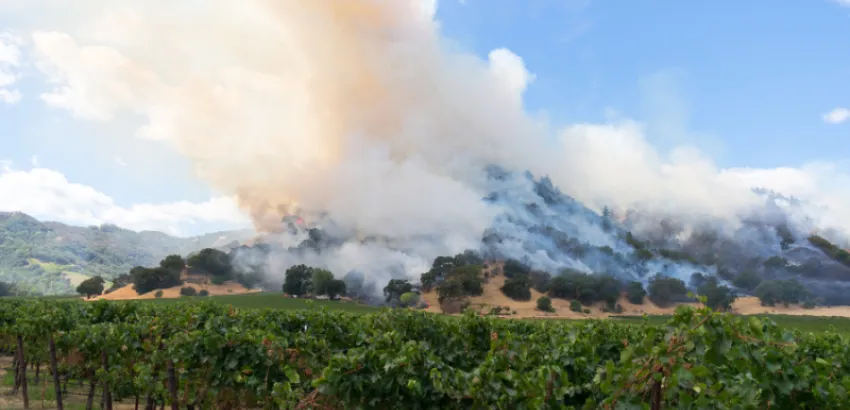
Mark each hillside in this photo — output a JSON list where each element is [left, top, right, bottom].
[[419, 263, 850, 319], [91, 270, 259, 300], [0, 212, 253, 295]]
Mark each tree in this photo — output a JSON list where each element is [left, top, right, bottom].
[[503, 259, 531, 278], [733, 271, 762, 292], [536, 296, 553, 312], [451, 265, 484, 296], [325, 279, 347, 300], [420, 270, 438, 292], [187, 248, 232, 279], [159, 254, 186, 271], [754, 279, 808, 307], [529, 271, 552, 293], [501, 275, 532, 301], [689, 272, 708, 289], [596, 275, 622, 306], [283, 264, 313, 297], [626, 281, 646, 304], [383, 279, 413, 303], [76, 276, 105, 298], [697, 276, 736, 311], [312, 269, 335, 296], [132, 267, 182, 294], [647, 275, 687, 307], [437, 280, 464, 304], [0, 281, 14, 297]]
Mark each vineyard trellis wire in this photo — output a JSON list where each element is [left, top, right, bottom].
[[0, 298, 848, 409]]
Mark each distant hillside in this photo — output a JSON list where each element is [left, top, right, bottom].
[[0, 212, 253, 295]]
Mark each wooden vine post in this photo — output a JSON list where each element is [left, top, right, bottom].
[[48, 332, 64, 410], [167, 359, 179, 410], [16, 335, 29, 409], [102, 350, 113, 410]]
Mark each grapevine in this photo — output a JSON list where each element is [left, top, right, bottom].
[[0, 299, 848, 409]]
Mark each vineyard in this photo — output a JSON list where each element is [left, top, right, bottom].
[[0, 300, 849, 409]]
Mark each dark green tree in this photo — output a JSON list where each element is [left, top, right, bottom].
[[697, 276, 736, 311], [159, 254, 186, 271], [437, 280, 465, 304], [312, 268, 335, 296], [325, 279, 347, 300], [626, 281, 646, 304], [282, 264, 313, 297], [501, 275, 532, 301], [383, 279, 413, 303], [647, 275, 688, 307], [76, 276, 105, 298], [733, 271, 763, 292]]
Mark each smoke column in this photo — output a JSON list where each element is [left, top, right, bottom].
[[4, 0, 850, 288]]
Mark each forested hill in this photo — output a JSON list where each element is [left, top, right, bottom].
[[0, 212, 252, 295]]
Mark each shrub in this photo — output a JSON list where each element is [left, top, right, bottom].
[[582, 308, 591, 314], [399, 292, 420, 307], [198, 289, 209, 297], [154, 290, 163, 298], [536, 296, 553, 312], [569, 300, 582, 312], [500, 275, 532, 301], [210, 276, 227, 286], [180, 286, 197, 297], [802, 299, 816, 309]]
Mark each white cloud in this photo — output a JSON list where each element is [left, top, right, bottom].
[[824, 107, 850, 124], [30, 155, 38, 166], [836, 0, 850, 7], [113, 156, 127, 167], [0, 32, 22, 104], [0, 165, 251, 236]]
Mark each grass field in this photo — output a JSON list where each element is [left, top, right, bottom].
[[6, 292, 850, 333], [123, 292, 383, 313]]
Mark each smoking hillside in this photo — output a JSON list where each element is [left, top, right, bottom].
[[1, 0, 849, 306]]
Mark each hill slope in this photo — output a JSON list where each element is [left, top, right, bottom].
[[0, 212, 252, 295]]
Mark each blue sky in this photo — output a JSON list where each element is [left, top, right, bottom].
[[435, 0, 850, 167], [0, 0, 848, 236]]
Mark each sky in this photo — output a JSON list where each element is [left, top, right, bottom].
[[0, 0, 848, 237]]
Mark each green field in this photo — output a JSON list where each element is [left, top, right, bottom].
[[7, 292, 850, 333], [133, 292, 383, 313]]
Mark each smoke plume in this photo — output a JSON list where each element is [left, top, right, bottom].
[[4, 0, 850, 295]]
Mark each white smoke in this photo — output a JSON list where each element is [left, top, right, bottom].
[[2, 0, 849, 287]]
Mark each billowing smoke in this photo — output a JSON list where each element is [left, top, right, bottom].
[[4, 0, 850, 300]]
